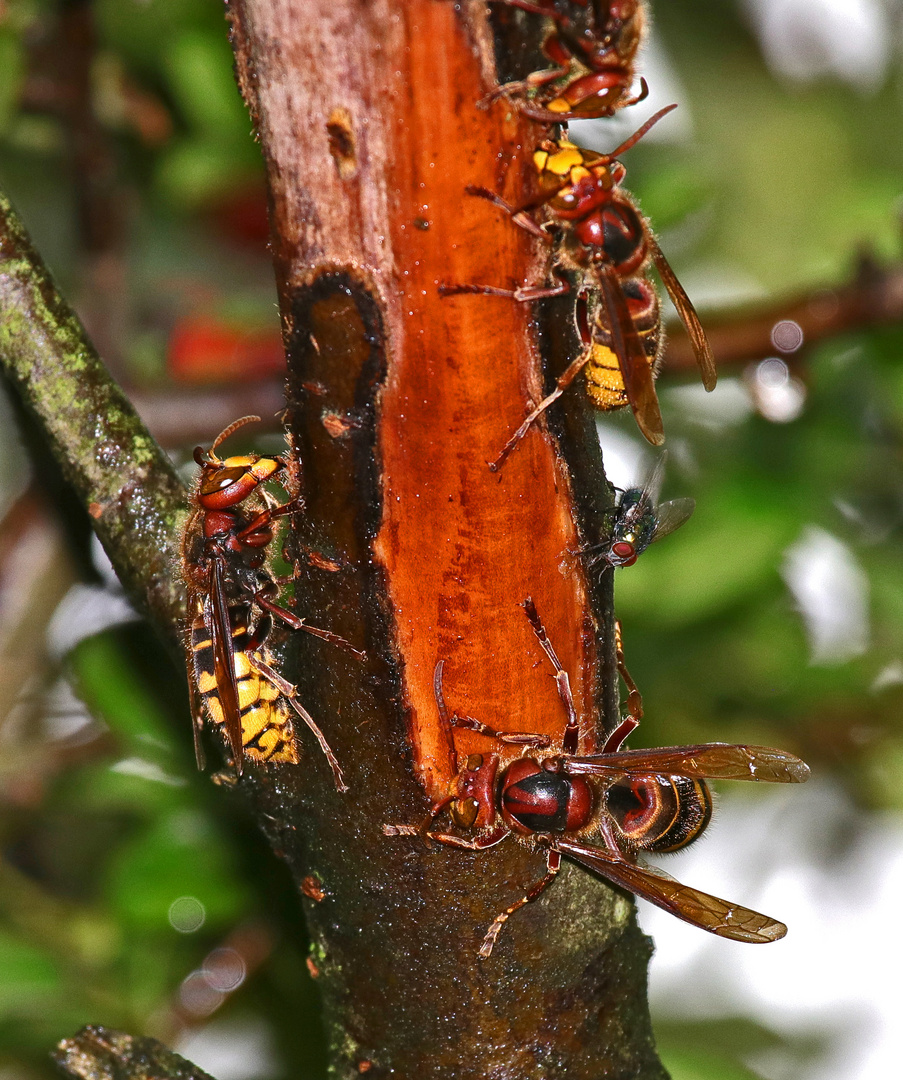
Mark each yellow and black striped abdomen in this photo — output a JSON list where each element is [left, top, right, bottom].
[[584, 342, 631, 410], [584, 278, 661, 411], [190, 614, 299, 765]]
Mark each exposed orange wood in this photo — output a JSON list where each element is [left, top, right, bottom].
[[232, 0, 602, 798], [373, 2, 598, 795]]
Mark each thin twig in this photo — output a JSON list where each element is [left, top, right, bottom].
[[663, 249, 903, 374]]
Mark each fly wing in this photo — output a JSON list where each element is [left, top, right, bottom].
[[556, 838, 787, 943], [598, 268, 665, 446], [207, 558, 244, 772], [614, 451, 670, 541], [639, 449, 668, 505], [592, 453, 670, 563], [565, 743, 810, 784], [650, 497, 696, 543], [648, 237, 717, 392]]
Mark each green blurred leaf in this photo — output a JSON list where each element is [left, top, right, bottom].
[[660, 1050, 761, 1080], [70, 633, 176, 749], [164, 31, 249, 137], [634, 160, 713, 232], [0, 30, 25, 136], [0, 933, 61, 1016], [105, 809, 248, 930], [94, 0, 222, 74], [156, 138, 258, 208]]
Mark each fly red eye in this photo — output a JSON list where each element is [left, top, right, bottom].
[[610, 541, 637, 565]]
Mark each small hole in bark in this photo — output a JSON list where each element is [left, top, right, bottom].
[[322, 412, 353, 438], [301, 875, 326, 901], [308, 550, 342, 573], [322, 410, 363, 438], [327, 108, 357, 179]]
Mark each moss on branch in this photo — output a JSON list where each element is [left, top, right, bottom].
[[0, 190, 185, 644]]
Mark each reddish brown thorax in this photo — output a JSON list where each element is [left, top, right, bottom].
[[499, 758, 594, 837]]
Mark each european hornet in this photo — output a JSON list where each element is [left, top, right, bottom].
[[385, 600, 808, 958], [441, 105, 716, 468], [487, 0, 648, 122], [181, 416, 363, 788], [589, 451, 694, 568]]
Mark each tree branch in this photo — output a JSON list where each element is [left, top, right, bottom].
[[0, 191, 185, 645], [664, 248, 903, 374], [54, 1027, 214, 1080], [1, 1, 671, 1074]]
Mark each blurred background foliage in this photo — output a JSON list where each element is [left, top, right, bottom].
[[0, 1, 900, 1079]]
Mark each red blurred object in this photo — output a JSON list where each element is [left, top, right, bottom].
[[168, 315, 285, 384], [205, 183, 271, 249]]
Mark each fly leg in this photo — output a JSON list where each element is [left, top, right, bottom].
[[252, 581, 366, 660], [478, 61, 571, 109], [233, 496, 303, 550], [449, 714, 553, 747], [383, 816, 509, 852], [488, 345, 591, 471], [437, 188, 565, 300], [486, 288, 594, 472], [522, 598, 580, 754]]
